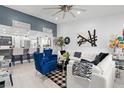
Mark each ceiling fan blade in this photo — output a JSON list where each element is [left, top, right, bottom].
[[63, 12, 66, 19], [43, 7, 61, 9], [70, 11, 76, 18], [72, 8, 86, 11], [52, 10, 63, 16]]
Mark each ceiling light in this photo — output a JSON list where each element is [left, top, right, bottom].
[[77, 11, 81, 15], [28, 32, 30, 34], [43, 5, 86, 19], [55, 17, 58, 20], [16, 31, 19, 33]]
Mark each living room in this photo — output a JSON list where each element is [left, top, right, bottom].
[[0, 1, 124, 91]]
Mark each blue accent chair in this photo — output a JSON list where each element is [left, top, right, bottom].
[[33, 49, 57, 75]]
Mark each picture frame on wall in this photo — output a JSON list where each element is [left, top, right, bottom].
[[0, 36, 12, 46]]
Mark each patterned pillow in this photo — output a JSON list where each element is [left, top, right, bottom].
[[72, 62, 93, 80]]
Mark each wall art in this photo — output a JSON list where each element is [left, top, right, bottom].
[[77, 29, 97, 47]]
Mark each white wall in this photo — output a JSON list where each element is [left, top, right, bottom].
[[57, 13, 124, 53]]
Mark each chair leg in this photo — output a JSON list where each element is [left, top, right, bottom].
[[20, 55, 23, 64], [9, 74, 13, 86], [12, 55, 15, 66], [40, 74, 47, 81], [27, 54, 30, 63], [35, 71, 42, 76], [35, 71, 46, 79]]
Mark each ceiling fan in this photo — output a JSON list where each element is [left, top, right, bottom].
[[43, 5, 86, 19]]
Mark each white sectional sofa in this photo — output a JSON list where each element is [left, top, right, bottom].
[[67, 51, 115, 88]]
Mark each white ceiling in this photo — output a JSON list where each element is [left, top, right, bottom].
[[5, 5, 124, 24]]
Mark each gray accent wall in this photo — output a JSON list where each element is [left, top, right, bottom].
[[0, 6, 57, 37]]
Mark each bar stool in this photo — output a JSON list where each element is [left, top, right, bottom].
[[12, 48, 23, 66]]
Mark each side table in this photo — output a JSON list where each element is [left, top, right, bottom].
[[113, 58, 124, 78]]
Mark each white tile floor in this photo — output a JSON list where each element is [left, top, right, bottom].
[[7, 61, 124, 88], [10, 61, 60, 88]]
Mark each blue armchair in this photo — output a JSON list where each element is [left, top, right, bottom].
[[33, 49, 57, 75]]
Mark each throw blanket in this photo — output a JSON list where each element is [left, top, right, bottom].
[[72, 61, 93, 80]]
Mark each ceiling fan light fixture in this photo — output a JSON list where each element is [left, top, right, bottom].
[[55, 17, 58, 20], [28, 31, 30, 34], [77, 11, 81, 15], [43, 5, 86, 19]]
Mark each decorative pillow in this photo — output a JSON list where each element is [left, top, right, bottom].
[[92, 53, 109, 65], [74, 52, 82, 58], [72, 61, 93, 80], [80, 59, 102, 74], [99, 52, 109, 62], [91, 55, 100, 65]]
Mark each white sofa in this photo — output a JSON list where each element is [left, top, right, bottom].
[[67, 52, 115, 88]]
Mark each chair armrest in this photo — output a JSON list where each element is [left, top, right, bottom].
[[69, 73, 106, 88], [89, 73, 106, 88]]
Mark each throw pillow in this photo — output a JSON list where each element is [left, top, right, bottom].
[[99, 52, 109, 62], [72, 61, 93, 80], [91, 55, 100, 65], [92, 53, 109, 65], [74, 52, 82, 58]]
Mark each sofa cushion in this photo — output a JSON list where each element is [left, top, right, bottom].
[[81, 53, 96, 61], [69, 59, 77, 65]]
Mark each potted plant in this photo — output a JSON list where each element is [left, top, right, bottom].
[[55, 37, 65, 50]]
